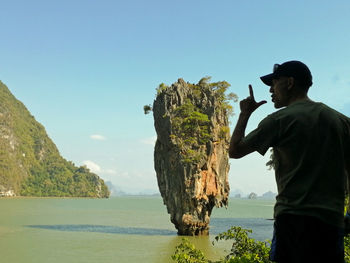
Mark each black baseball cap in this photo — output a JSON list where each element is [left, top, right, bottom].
[[260, 60, 313, 87]]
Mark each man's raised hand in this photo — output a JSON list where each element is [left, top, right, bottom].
[[239, 85, 267, 115]]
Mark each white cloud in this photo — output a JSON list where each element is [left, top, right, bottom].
[[140, 136, 157, 145], [82, 160, 101, 173], [81, 161, 117, 178], [90, 134, 106, 140]]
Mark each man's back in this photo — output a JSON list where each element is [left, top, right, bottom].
[[266, 100, 350, 226]]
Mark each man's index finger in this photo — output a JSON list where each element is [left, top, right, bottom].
[[249, 85, 254, 99]]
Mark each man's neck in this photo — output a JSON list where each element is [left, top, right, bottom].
[[287, 94, 311, 106]]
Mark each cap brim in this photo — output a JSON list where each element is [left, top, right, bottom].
[[260, 73, 274, 86]]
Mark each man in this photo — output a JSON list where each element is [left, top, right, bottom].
[[229, 60, 350, 263]]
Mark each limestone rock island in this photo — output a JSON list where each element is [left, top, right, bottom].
[[150, 77, 235, 235]]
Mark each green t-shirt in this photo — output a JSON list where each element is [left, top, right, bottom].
[[243, 100, 350, 227]]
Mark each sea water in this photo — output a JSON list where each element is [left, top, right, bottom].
[[0, 197, 274, 263]]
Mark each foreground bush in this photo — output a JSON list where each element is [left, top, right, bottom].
[[172, 226, 271, 263], [172, 226, 350, 263]]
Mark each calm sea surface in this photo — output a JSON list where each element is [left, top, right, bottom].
[[0, 197, 274, 263]]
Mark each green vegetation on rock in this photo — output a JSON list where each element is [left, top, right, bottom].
[[171, 98, 211, 163], [146, 77, 237, 165], [156, 82, 169, 95], [0, 81, 109, 197]]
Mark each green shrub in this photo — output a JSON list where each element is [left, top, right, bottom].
[[213, 227, 271, 263], [143, 104, 152, 114], [171, 238, 208, 263], [172, 226, 271, 263], [156, 83, 168, 95], [173, 226, 350, 263], [345, 235, 350, 262], [218, 126, 230, 140]]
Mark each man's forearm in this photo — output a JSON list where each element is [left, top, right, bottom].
[[229, 112, 251, 158], [228, 84, 266, 158]]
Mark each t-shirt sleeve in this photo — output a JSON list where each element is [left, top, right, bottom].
[[241, 115, 279, 156]]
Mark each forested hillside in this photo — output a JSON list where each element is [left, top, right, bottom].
[[0, 81, 109, 197]]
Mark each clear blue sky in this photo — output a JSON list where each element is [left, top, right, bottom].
[[1, 0, 350, 195]]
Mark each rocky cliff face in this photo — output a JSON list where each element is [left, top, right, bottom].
[[152, 78, 234, 235]]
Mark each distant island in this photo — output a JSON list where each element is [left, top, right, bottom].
[[0, 81, 109, 198], [232, 190, 277, 200], [105, 181, 160, 197], [105, 181, 276, 200]]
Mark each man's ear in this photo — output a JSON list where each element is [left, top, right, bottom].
[[287, 77, 295, 90]]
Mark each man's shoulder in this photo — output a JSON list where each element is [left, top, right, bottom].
[[263, 104, 297, 120], [316, 102, 350, 122], [269, 101, 349, 120], [260, 101, 350, 129]]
